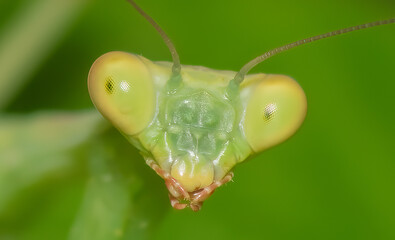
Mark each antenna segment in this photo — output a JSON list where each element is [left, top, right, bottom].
[[126, 0, 181, 76], [232, 18, 395, 85]]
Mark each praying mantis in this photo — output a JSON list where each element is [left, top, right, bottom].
[[88, 0, 394, 211]]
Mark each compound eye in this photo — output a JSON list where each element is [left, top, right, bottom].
[[243, 74, 307, 152], [88, 51, 155, 135]]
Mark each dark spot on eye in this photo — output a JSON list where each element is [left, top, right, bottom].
[[105, 77, 114, 94], [263, 103, 277, 122]]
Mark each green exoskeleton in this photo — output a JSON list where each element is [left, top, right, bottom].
[[88, 0, 395, 211]]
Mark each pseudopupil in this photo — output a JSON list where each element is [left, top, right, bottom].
[[263, 103, 277, 121], [105, 77, 114, 94]]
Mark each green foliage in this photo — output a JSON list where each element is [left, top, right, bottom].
[[0, 111, 103, 213], [69, 130, 168, 240]]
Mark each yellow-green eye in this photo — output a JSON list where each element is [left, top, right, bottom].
[[243, 74, 307, 152], [88, 51, 155, 135]]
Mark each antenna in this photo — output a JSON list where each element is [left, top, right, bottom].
[[231, 18, 395, 86], [126, 0, 181, 76]]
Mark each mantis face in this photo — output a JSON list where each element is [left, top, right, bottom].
[[88, 51, 307, 210], [88, 0, 394, 211]]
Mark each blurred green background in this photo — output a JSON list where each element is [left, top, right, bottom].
[[0, 0, 394, 239]]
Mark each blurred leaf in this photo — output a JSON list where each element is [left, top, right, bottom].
[[0, 110, 168, 239], [69, 142, 141, 240], [0, 0, 91, 109], [69, 129, 169, 240], [0, 110, 106, 213]]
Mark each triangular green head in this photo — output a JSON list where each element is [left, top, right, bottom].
[[88, 51, 306, 210]]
